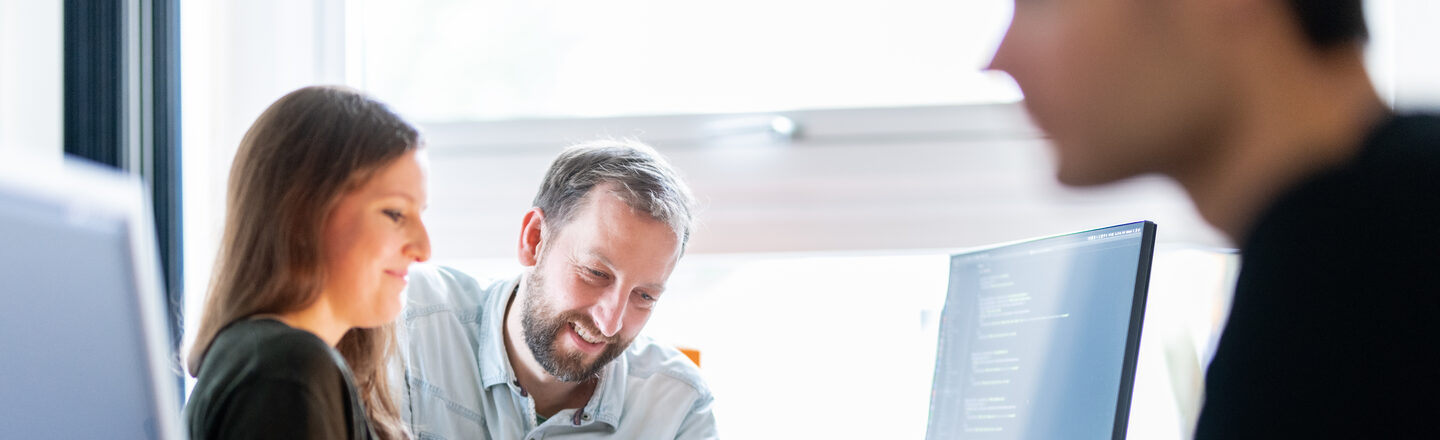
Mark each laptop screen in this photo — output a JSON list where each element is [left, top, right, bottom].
[[927, 221, 1155, 440], [0, 157, 183, 439]]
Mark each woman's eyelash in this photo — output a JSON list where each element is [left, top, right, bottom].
[[383, 209, 404, 222]]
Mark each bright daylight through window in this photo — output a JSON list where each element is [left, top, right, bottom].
[[351, 0, 1020, 122]]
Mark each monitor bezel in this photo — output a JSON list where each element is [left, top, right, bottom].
[[1112, 221, 1156, 440]]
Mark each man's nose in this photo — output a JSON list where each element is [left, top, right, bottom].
[[589, 286, 627, 338]]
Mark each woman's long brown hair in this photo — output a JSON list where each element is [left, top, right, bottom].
[[187, 85, 417, 440]]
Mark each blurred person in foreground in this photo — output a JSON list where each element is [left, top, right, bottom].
[[985, 0, 1440, 437]]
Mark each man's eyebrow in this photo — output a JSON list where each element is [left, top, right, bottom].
[[584, 249, 614, 268]]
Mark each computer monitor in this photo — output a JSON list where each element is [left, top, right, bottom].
[[927, 221, 1156, 440], [0, 154, 184, 439]]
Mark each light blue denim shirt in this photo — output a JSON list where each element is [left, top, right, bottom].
[[390, 264, 718, 440]]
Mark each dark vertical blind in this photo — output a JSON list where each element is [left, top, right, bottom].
[[63, 0, 183, 398], [63, 0, 125, 166]]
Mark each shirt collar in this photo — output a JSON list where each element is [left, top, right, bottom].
[[476, 275, 521, 389], [584, 349, 628, 427]]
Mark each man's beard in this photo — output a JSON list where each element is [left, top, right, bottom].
[[521, 266, 631, 382]]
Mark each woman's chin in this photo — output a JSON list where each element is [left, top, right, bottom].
[[353, 295, 405, 328]]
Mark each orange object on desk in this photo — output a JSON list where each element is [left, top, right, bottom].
[[678, 347, 701, 368]]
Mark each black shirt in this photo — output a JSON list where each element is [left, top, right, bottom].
[[1195, 115, 1440, 438], [185, 318, 375, 440]]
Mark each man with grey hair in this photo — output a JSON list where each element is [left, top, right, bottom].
[[392, 141, 716, 439]]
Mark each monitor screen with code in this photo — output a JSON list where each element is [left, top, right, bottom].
[[927, 221, 1156, 440]]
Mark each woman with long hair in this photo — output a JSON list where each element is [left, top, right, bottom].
[[185, 85, 429, 440]]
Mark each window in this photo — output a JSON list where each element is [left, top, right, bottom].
[[351, 0, 1019, 122], [0, 0, 61, 157]]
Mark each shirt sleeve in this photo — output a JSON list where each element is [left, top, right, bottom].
[[209, 377, 350, 440], [673, 392, 718, 440]]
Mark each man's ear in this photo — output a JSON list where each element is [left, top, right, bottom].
[[518, 208, 545, 267]]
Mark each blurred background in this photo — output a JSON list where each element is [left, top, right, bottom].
[[4, 0, 1439, 438]]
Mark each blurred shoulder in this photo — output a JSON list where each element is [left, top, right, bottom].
[[1364, 114, 1440, 176], [202, 319, 345, 383]]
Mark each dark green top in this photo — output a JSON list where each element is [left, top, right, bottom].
[[185, 318, 375, 440]]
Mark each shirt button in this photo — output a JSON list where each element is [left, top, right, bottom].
[[582, 414, 592, 421]]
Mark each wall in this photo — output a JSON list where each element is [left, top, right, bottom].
[[0, 0, 62, 157], [418, 104, 1226, 263]]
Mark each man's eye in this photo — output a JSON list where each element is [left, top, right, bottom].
[[640, 293, 657, 302], [586, 268, 610, 280]]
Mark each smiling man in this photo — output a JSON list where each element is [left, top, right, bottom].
[[392, 141, 715, 439]]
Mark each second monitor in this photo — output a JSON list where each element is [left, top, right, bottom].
[[927, 221, 1156, 440]]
